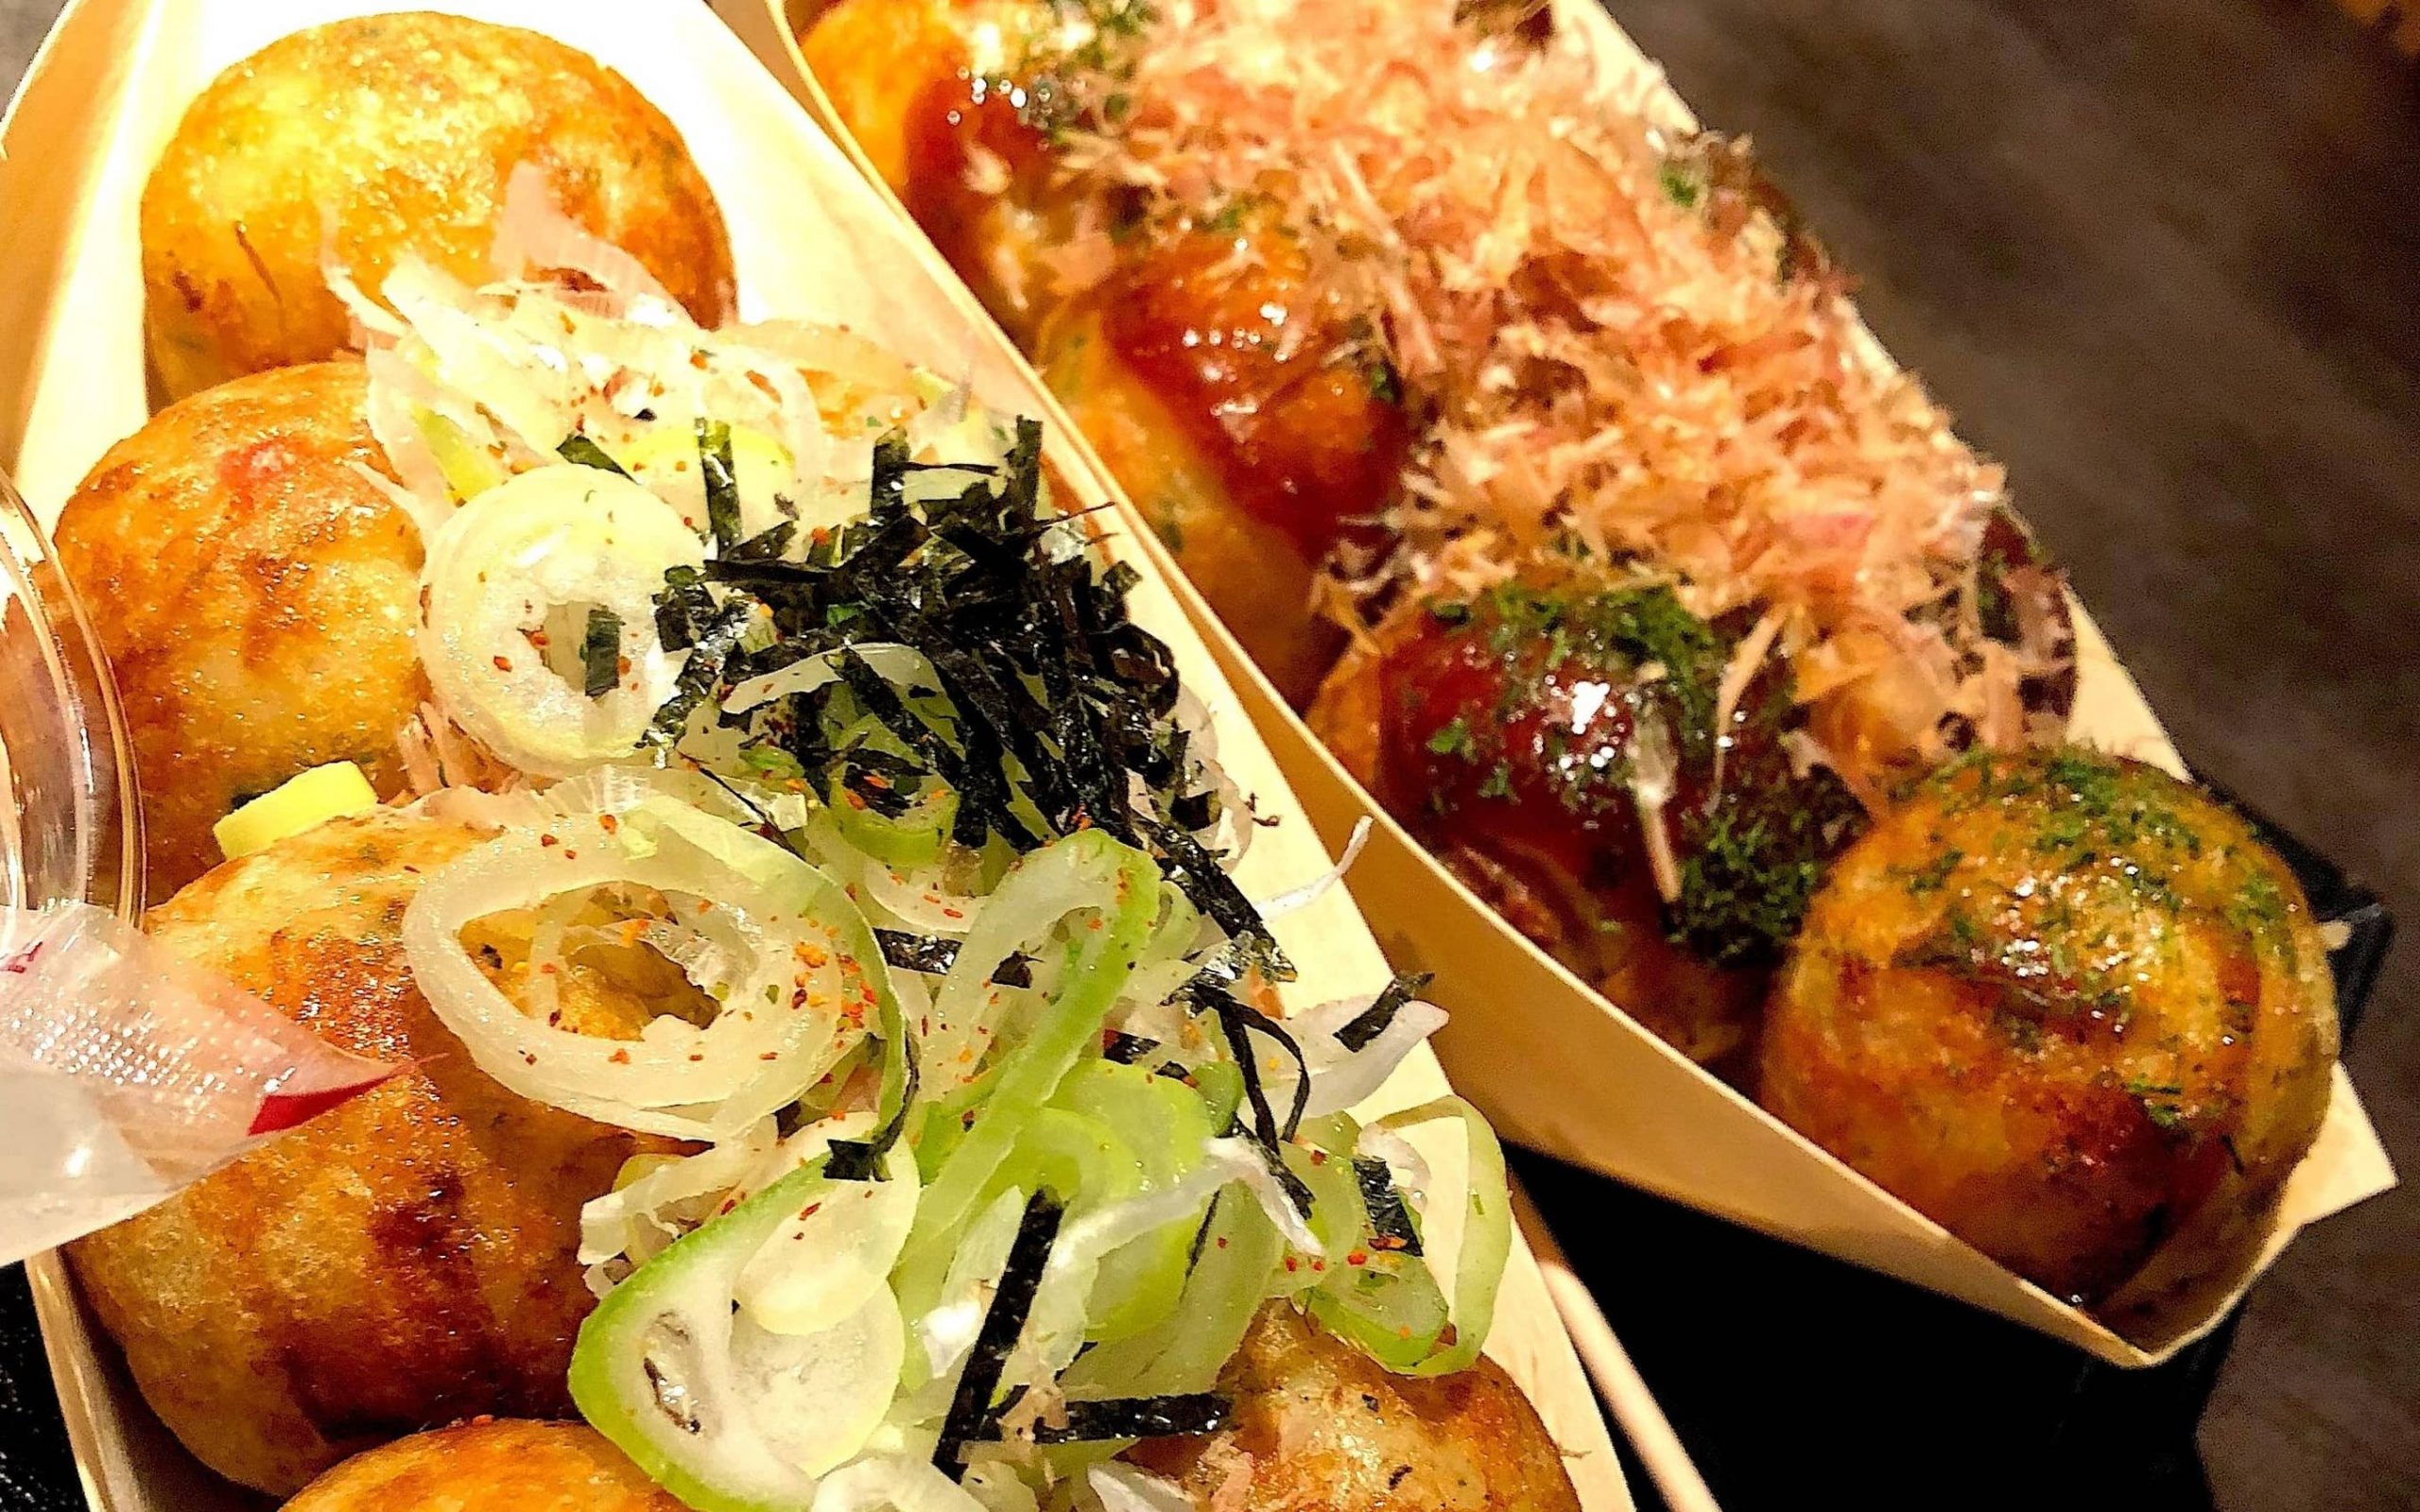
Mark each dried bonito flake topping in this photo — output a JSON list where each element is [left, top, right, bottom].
[[1027, 0, 2073, 789]]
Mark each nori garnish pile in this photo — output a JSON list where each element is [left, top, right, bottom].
[[652, 418, 1289, 976]]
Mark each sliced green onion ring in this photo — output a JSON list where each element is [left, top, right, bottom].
[[401, 797, 888, 1141]]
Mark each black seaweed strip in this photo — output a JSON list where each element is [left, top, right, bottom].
[[877, 929, 959, 977], [934, 1190, 1065, 1478], [580, 608, 622, 698], [1184, 1190, 1222, 1271], [1139, 817, 1292, 982], [976, 1393, 1233, 1445], [1192, 982, 1311, 1143], [1351, 1156, 1425, 1258], [645, 596, 754, 747], [825, 1031, 920, 1182], [1101, 1031, 1160, 1066], [699, 420, 742, 553], [723, 520, 797, 564], [556, 433, 632, 475], [653, 566, 717, 650], [1335, 972, 1433, 1055]]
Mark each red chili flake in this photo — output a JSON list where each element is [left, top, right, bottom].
[[942, 907, 965, 920], [527, 630, 550, 649], [759, 1051, 779, 1061], [1216, 1236, 1229, 1249], [863, 772, 892, 791], [1311, 1259, 1326, 1272], [598, 814, 620, 834], [608, 1049, 631, 1064], [521, 1052, 538, 1065], [493, 656, 513, 672], [960, 1109, 978, 1130], [617, 656, 632, 676], [1283, 1256, 1300, 1273], [845, 791, 869, 811], [718, 1198, 738, 1215], [1373, 1235, 1409, 1252], [1347, 1249, 1370, 1267], [563, 850, 578, 860], [687, 1053, 704, 1063], [1308, 1150, 1328, 1165], [798, 1203, 822, 1221], [540, 834, 560, 849]]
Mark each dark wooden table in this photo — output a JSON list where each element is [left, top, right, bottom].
[[0, 1, 2411, 1508]]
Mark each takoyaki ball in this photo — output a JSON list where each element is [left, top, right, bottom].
[[52, 362, 423, 896], [1761, 748, 2338, 1309], [143, 12, 735, 397], [1034, 211, 1410, 705], [1128, 1304, 1581, 1512], [1313, 578, 1858, 1068], [68, 813, 671, 1495], [284, 1421, 682, 1511]]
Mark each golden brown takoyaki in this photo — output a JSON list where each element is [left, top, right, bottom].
[[1762, 748, 2338, 1312], [143, 12, 735, 397], [282, 1421, 683, 1512], [53, 361, 424, 896], [69, 812, 671, 1494], [1130, 1305, 1582, 1512]]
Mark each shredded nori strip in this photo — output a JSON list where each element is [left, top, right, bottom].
[[873, 931, 1033, 988], [557, 433, 631, 476], [935, 1190, 1065, 1478], [645, 591, 754, 747], [1138, 816, 1290, 982], [1101, 1030, 1160, 1065], [580, 608, 623, 698], [1185, 982, 1311, 1144], [975, 1392, 1234, 1445], [699, 420, 742, 554], [1335, 971, 1433, 1055], [668, 421, 1278, 960], [825, 1031, 921, 1182], [1352, 1155, 1425, 1258]]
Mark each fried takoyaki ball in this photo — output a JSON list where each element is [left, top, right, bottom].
[[805, 0, 1406, 704], [1314, 577, 1858, 1068], [143, 12, 735, 398], [1128, 1305, 1581, 1512], [68, 813, 672, 1495], [1761, 748, 2338, 1311], [52, 362, 422, 897], [284, 1421, 682, 1512], [1032, 211, 1409, 705]]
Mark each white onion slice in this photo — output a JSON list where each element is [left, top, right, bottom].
[[419, 464, 703, 778], [1262, 990, 1452, 1122], [493, 163, 685, 314], [1089, 1464, 1201, 1512], [401, 797, 880, 1140], [811, 1457, 987, 1512], [735, 1147, 920, 1337]]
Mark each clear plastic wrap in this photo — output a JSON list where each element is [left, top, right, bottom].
[[0, 901, 395, 1263]]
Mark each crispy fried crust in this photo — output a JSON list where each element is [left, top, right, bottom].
[[53, 362, 423, 898], [1127, 1305, 1582, 1512], [68, 814, 665, 1495], [142, 11, 735, 396], [282, 1421, 683, 1511], [1761, 751, 2338, 1311]]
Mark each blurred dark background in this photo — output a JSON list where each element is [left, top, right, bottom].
[[0, 0, 2412, 1508]]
